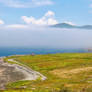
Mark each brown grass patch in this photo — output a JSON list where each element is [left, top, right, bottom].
[[50, 67, 92, 78]]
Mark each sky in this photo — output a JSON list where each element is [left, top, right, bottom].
[[0, 0, 92, 48], [0, 0, 92, 26]]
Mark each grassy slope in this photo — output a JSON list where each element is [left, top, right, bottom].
[[4, 53, 92, 92]]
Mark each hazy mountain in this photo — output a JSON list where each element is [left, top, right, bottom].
[[52, 23, 92, 29], [79, 25, 92, 29], [52, 23, 77, 28]]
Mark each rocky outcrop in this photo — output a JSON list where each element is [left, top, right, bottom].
[[0, 58, 46, 90]]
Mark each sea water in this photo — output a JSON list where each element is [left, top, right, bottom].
[[0, 47, 88, 57]]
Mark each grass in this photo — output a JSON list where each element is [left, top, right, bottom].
[[4, 53, 92, 92]]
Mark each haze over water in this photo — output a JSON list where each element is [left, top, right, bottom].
[[0, 26, 91, 57], [0, 26, 92, 48]]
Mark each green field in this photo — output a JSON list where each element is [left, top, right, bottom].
[[4, 53, 92, 92]]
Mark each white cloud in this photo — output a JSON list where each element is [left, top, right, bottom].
[[45, 11, 55, 17], [6, 24, 28, 28], [0, 25, 92, 48], [21, 11, 58, 25], [63, 21, 76, 26], [0, 0, 53, 8], [47, 18, 58, 25], [0, 19, 4, 25]]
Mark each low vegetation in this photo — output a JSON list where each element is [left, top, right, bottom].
[[3, 53, 92, 92]]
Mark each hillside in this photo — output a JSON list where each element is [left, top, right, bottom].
[[3, 53, 92, 92], [52, 23, 92, 29]]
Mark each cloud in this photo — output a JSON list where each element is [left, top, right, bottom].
[[0, 19, 4, 25], [6, 24, 28, 29], [0, 0, 53, 8], [45, 11, 55, 17], [0, 25, 92, 49], [21, 11, 58, 25], [63, 21, 76, 26]]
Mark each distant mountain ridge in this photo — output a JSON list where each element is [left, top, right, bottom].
[[52, 23, 92, 29]]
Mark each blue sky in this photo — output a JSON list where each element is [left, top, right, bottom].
[[0, 0, 92, 48], [0, 0, 92, 25]]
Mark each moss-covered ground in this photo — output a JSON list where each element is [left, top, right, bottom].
[[3, 53, 92, 92]]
